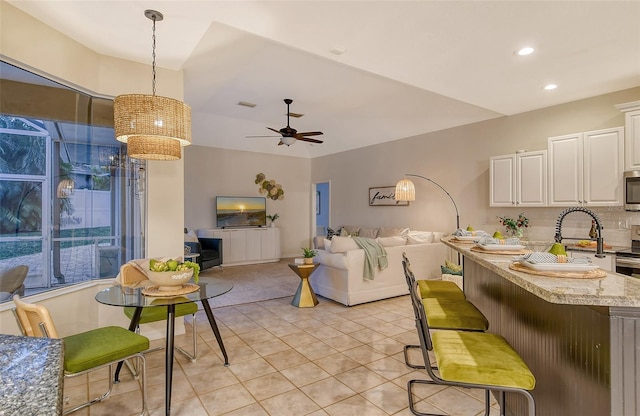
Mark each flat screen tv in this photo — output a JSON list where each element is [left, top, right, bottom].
[[216, 196, 267, 228]]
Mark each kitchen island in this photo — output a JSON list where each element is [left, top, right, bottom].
[[442, 238, 640, 416]]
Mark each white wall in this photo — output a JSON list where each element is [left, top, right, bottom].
[[184, 146, 312, 257]]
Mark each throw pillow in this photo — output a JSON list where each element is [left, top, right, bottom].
[[377, 227, 409, 238], [441, 265, 463, 276], [323, 238, 332, 251], [326, 227, 339, 240], [376, 236, 406, 247], [359, 227, 379, 239], [330, 236, 360, 253], [342, 225, 360, 235], [407, 231, 434, 244], [433, 231, 446, 242]]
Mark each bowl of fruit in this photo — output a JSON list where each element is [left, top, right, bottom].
[[146, 259, 200, 291]]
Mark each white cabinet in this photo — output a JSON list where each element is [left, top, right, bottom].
[[548, 127, 624, 206], [490, 150, 547, 207], [615, 100, 640, 170], [197, 227, 280, 266]]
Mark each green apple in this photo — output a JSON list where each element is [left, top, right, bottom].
[[493, 231, 504, 239], [466, 225, 474, 231], [548, 243, 567, 256], [166, 259, 179, 271]]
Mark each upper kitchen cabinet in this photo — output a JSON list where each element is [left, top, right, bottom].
[[490, 150, 547, 207], [548, 127, 624, 206], [615, 100, 640, 170]]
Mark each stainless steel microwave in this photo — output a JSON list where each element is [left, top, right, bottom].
[[625, 171, 640, 211]]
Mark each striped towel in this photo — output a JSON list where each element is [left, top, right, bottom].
[[477, 236, 521, 246]]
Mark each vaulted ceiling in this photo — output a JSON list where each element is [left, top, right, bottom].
[[7, 1, 640, 158]]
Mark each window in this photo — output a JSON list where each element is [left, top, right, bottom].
[[0, 62, 144, 299]]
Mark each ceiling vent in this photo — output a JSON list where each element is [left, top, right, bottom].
[[237, 101, 257, 108], [288, 112, 303, 118]]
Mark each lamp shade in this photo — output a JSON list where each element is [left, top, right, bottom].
[[395, 178, 416, 201], [56, 179, 74, 199], [127, 135, 181, 161], [114, 94, 192, 146]]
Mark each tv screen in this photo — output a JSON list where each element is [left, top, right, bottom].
[[216, 196, 267, 228]]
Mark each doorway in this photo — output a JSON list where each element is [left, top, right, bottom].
[[314, 181, 330, 238]]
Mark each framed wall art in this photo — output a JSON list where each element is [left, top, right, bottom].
[[369, 186, 409, 206]]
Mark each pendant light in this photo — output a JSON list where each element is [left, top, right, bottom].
[[114, 9, 191, 160]]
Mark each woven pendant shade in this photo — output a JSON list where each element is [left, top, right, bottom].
[[114, 94, 191, 147], [395, 178, 416, 201], [127, 135, 181, 161], [113, 10, 191, 161]]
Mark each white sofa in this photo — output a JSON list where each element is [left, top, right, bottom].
[[311, 240, 451, 306]]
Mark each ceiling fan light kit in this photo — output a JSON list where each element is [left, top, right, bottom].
[[247, 98, 324, 146], [114, 9, 192, 161]]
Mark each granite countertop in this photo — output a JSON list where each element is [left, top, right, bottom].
[[0, 334, 64, 415], [443, 238, 640, 308]]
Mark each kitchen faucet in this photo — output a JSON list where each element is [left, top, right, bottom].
[[554, 206, 605, 258]]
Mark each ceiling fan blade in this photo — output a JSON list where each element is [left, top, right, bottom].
[[298, 137, 324, 144], [267, 127, 282, 135], [277, 140, 285, 146], [297, 131, 323, 137]]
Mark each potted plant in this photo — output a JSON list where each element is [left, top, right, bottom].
[[301, 247, 317, 264], [266, 213, 279, 227]]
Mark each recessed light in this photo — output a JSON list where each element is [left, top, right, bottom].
[[516, 47, 535, 56], [330, 46, 346, 55], [543, 84, 558, 90]]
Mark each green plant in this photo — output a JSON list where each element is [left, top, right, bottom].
[[301, 247, 317, 258], [266, 213, 279, 222], [498, 213, 529, 233]]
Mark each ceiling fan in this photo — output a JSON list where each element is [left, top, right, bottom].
[[247, 99, 323, 146]]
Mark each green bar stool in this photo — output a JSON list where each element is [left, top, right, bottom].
[[402, 254, 488, 370], [124, 301, 199, 362], [403, 266, 536, 416], [13, 295, 149, 416]]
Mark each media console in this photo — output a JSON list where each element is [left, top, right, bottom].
[[197, 227, 281, 266]]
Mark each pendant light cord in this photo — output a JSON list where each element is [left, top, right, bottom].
[[151, 15, 157, 96]]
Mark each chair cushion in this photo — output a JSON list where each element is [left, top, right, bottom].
[[124, 302, 198, 324], [432, 330, 536, 390], [63, 326, 149, 374], [422, 298, 488, 331], [418, 280, 466, 300]]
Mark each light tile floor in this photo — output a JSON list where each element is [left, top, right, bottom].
[[63, 294, 501, 416]]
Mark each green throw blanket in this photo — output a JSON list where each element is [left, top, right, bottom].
[[352, 236, 388, 280]]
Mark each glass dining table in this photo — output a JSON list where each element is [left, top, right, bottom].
[[95, 276, 233, 416]]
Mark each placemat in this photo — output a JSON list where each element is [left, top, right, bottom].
[[509, 263, 607, 279], [471, 246, 527, 255], [142, 283, 200, 297]]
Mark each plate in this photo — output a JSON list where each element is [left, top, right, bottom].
[[517, 261, 599, 272], [477, 244, 525, 251], [453, 235, 482, 241]]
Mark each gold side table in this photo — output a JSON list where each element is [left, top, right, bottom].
[[289, 263, 319, 307]]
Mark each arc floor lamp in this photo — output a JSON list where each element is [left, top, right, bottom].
[[395, 174, 461, 263]]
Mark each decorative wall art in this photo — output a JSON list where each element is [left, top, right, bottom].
[[255, 173, 284, 200], [369, 186, 409, 206]]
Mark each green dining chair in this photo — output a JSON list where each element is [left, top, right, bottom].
[[124, 301, 199, 361], [12, 295, 148, 416]]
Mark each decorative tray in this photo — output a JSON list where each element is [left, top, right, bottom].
[[509, 263, 606, 279], [142, 283, 200, 297]]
